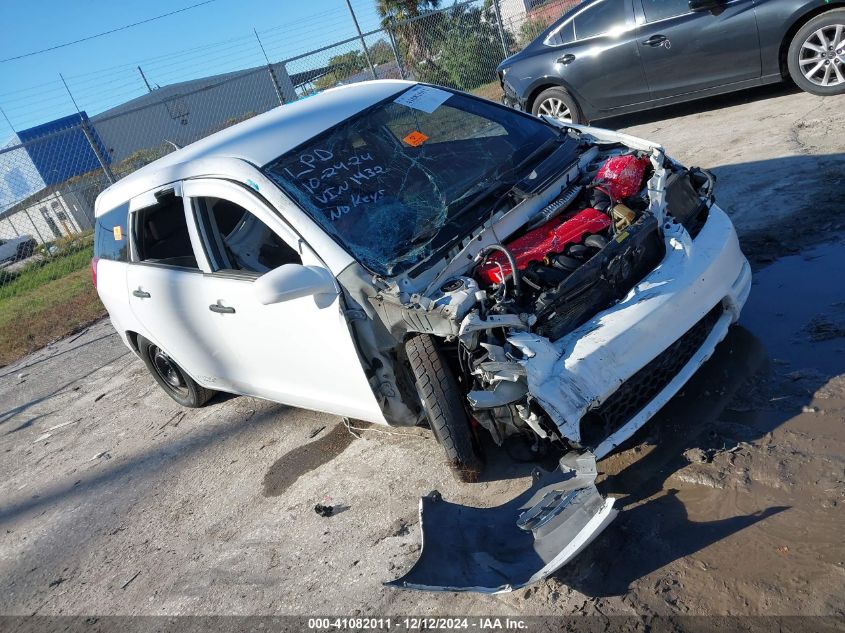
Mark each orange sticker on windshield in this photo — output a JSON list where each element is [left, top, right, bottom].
[[403, 131, 429, 147], [113, 226, 123, 241]]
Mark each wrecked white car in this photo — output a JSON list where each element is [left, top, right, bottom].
[[92, 81, 751, 593]]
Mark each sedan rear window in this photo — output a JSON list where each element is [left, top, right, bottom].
[[263, 86, 558, 276]]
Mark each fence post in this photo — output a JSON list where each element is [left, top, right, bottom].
[[491, 0, 510, 57], [254, 29, 286, 106], [60, 74, 116, 185], [386, 18, 406, 80], [344, 0, 378, 80], [6, 214, 20, 237]]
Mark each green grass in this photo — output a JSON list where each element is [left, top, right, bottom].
[[0, 233, 106, 367], [469, 80, 504, 103], [0, 246, 94, 300], [0, 267, 106, 367]]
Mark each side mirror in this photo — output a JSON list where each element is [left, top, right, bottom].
[[252, 264, 337, 305], [689, 0, 724, 11]]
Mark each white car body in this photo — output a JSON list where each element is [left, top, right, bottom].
[[92, 81, 750, 592]]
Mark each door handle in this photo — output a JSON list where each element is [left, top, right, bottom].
[[209, 302, 236, 314], [643, 34, 669, 48], [132, 289, 151, 299], [557, 53, 576, 65]]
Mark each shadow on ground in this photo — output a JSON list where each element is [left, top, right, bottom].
[[598, 82, 800, 130]]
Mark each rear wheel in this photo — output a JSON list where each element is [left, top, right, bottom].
[[787, 11, 845, 96], [138, 335, 215, 408], [405, 334, 483, 483], [531, 87, 584, 124]]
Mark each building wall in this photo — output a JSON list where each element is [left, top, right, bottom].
[[0, 190, 84, 245], [93, 68, 285, 164], [498, 0, 530, 29], [0, 136, 47, 215]]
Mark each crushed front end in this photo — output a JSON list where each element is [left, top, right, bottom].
[[368, 124, 750, 592]]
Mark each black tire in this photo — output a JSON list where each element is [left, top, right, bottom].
[[405, 334, 483, 483], [787, 10, 845, 96], [137, 335, 215, 408], [531, 87, 585, 124]]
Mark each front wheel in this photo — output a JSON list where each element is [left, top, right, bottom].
[[138, 335, 215, 408], [405, 334, 483, 483], [531, 87, 584, 124], [787, 10, 845, 96]]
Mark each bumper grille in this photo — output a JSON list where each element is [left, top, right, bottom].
[[581, 304, 724, 448]]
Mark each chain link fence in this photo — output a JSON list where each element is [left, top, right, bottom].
[[0, 0, 578, 361]]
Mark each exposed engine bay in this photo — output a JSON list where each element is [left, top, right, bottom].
[[365, 127, 715, 455]]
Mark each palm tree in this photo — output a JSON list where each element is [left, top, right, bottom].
[[376, 0, 445, 81], [376, 0, 440, 23]]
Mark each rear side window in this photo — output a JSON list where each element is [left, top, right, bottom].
[[134, 193, 198, 269], [546, 21, 575, 46], [94, 202, 129, 262], [574, 0, 626, 40]]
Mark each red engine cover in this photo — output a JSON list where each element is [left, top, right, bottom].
[[595, 154, 650, 200], [476, 208, 612, 285]]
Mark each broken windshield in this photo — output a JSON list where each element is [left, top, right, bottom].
[[263, 85, 559, 276]]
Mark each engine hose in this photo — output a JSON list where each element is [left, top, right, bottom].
[[476, 244, 522, 301]]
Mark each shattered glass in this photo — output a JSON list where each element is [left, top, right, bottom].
[[263, 87, 557, 276]]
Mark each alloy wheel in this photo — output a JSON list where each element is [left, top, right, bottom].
[[537, 97, 572, 122], [799, 25, 845, 87]]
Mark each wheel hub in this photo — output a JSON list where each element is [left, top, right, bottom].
[[537, 97, 572, 122], [152, 348, 187, 391], [799, 24, 845, 87]]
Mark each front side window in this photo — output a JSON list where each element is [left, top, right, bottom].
[[133, 193, 198, 269], [573, 0, 626, 40], [263, 86, 559, 276], [94, 202, 129, 262], [193, 196, 301, 274]]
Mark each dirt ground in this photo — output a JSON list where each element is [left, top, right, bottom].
[[1, 83, 844, 620]]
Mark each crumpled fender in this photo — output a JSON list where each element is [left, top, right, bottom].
[[387, 452, 617, 593]]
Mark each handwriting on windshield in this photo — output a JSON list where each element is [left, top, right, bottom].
[[282, 147, 387, 222]]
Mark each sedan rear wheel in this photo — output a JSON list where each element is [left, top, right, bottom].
[[532, 87, 584, 124], [788, 11, 845, 96], [137, 335, 215, 408]]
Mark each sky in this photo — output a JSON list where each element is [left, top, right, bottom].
[[0, 0, 386, 136]]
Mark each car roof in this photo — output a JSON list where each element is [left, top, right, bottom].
[[95, 80, 415, 214]]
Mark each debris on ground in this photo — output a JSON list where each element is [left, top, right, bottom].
[[314, 504, 334, 517], [121, 571, 141, 590]]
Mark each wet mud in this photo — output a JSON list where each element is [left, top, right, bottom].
[[548, 237, 845, 613]]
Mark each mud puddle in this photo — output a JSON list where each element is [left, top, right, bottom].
[[740, 238, 845, 377], [561, 239, 845, 613], [262, 423, 355, 497]]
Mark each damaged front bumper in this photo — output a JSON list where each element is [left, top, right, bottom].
[[387, 452, 616, 593]]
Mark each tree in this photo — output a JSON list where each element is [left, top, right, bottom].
[[376, 0, 445, 80], [518, 16, 549, 49], [369, 39, 395, 65], [436, 4, 504, 91], [313, 50, 368, 90]]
